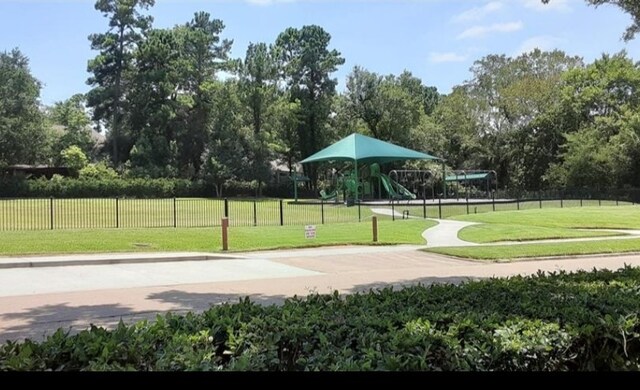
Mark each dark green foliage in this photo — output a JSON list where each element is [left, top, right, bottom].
[[0, 177, 292, 198], [87, 0, 156, 166], [0, 49, 48, 166], [275, 25, 345, 185], [3, 267, 640, 371]]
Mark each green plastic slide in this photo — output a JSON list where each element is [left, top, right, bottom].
[[380, 174, 416, 200], [320, 189, 337, 201]]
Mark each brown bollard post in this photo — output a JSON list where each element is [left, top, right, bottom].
[[222, 217, 229, 251], [372, 216, 378, 243]]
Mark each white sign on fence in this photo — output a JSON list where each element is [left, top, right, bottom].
[[305, 225, 316, 239]]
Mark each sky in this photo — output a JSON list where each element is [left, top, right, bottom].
[[1, 0, 639, 105]]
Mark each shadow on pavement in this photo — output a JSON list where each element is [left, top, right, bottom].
[[147, 290, 288, 310], [0, 275, 485, 343], [348, 275, 487, 294], [0, 302, 137, 342]]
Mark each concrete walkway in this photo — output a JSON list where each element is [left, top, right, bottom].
[[418, 220, 640, 248], [370, 207, 640, 248], [421, 219, 480, 248]]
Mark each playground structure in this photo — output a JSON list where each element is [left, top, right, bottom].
[[445, 170, 498, 200], [317, 164, 432, 203], [298, 133, 440, 204], [389, 169, 435, 200], [297, 133, 499, 205]]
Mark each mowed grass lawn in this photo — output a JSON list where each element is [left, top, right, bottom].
[[453, 205, 640, 229], [0, 198, 391, 230], [428, 238, 640, 260], [0, 219, 435, 256], [427, 205, 640, 260], [458, 224, 621, 244], [455, 205, 640, 244]]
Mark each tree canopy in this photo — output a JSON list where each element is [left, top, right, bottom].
[[2, 0, 640, 196]]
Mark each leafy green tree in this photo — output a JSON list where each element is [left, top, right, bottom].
[[459, 49, 582, 189], [60, 145, 89, 174], [201, 80, 246, 197], [86, 0, 155, 167], [79, 161, 119, 179], [424, 87, 480, 170], [174, 12, 233, 176], [344, 68, 428, 148], [48, 94, 94, 157], [270, 98, 303, 172], [547, 52, 640, 189], [0, 49, 48, 166], [275, 25, 345, 185], [238, 42, 279, 194], [345, 66, 384, 137], [127, 28, 182, 177], [328, 94, 367, 141]]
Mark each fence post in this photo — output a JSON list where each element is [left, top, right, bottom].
[[115, 197, 119, 228], [560, 193, 563, 209], [516, 196, 520, 211], [539, 192, 542, 209], [372, 216, 378, 243], [173, 197, 177, 228], [221, 217, 229, 251], [279, 199, 284, 226], [466, 196, 470, 215], [224, 198, 229, 218], [599, 198, 602, 207], [253, 199, 257, 227], [321, 200, 325, 224], [358, 201, 361, 222], [423, 196, 427, 219], [438, 196, 442, 219], [391, 201, 395, 221], [616, 198, 619, 206], [492, 192, 496, 212], [49, 197, 54, 230], [580, 197, 583, 207]]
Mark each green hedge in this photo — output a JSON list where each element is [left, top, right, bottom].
[[2, 266, 640, 371], [0, 177, 310, 199], [0, 177, 209, 198]]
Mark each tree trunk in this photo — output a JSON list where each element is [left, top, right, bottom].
[[112, 25, 125, 167]]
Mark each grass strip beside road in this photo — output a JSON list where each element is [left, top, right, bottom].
[[0, 219, 435, 256], [426, 238, 640, 260], [457, 223, 621, 244]]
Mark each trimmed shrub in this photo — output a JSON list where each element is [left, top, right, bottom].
[[2, 266, 640, 371], [0, 177, 299, 199]]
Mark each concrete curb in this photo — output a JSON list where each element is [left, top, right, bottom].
[[0, 253, 243, 269], [422, 249, 640, 264]]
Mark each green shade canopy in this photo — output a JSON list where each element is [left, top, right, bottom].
[[300, 133, 439, 164], [446, 173, 492, 182]]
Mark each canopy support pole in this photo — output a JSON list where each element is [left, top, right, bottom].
[[354, 160, 359, 204], [442, 160, 447, 199], [293, 166, 298, 202]]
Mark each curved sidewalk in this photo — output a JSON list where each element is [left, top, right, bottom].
[[369, 207, 640, 248], [419, 220, 640, 248]]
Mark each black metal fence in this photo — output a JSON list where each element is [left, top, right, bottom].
[[0, 191, 636, 231]]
